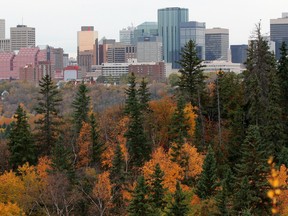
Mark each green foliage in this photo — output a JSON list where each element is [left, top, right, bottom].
[[138, 77, 151, 113], [196, 145, 218, 199], [128, 176, 152, 216], [8, 105, 36, 169], [34, 74, 62, 155], [168, 73, 180, 87], [72, 82, 90, 134], [167, 181, 189, 216]]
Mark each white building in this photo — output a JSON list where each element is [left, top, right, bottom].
[[102, 63, 130, 77], [10, 25, 35, 51], [0, 39, 10, 52], [0, 19, 5, 39], [120, 26, 136, 45], [137, 36, 163, 62], [202, 60, 245, 74]]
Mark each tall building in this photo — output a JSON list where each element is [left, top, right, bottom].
[[10, 25, 35, 51], [180, 21, 206, 60], [107, 43, 136, 63], [270, 13, 288, 59], [137, 36, 162, 62], [158, 7, 188, 68], [0, 19, 5, 39], [134, 22, 158, 43], [230, 44, 248, 64], [99, 39, 116, 65], [205, 28, 229, 61], [120, 26, 136, 45], [0, 39, 10, 52], [77, 26, 98, 72]]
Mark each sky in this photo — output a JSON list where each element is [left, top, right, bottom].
[[1, 0, 288, 57]]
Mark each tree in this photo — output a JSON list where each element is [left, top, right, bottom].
[[8, 105, 36, 169], [128, 176, 152, 216], [110, 143, 126, 215], [77, 122, 92, 168], [138, 77, 151, 113], [149, 163, 166, 210], [34, 74, 62, 155], [168, 181, 189, 216], [195, 145, 218, 199], [124, 72, 138, 116], [72, 82, 90, 134]]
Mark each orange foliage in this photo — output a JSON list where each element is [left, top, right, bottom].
[[36, 156, 52, 181], [77, 122, 92, 168], [184, 104, 197, 138], [0, 116, 13, 125], [142, 147, 183, 193], [278, 165, 288, 215], [0, 202, 24, 216]]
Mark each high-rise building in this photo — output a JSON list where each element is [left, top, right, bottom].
[[0, 19, 5, 39], [158, 7, 188, 68], [0, 39, 10, 52], [53, 48, 64, 71], [77, 26, 98, 72], [137, 36, 162, 62], [120, 26, 136, 45], [99, 39, 116, 65], [10, 25, 35, 51], [180, 21, 206, 60], [134, 22, 158, 43], [230, 44, 248, 64], [270, 13, 288, 59], [205, 28, 229, 61], [107, 43, 137, 63]]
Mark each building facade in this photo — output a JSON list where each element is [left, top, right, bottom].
[[0, 19, 5, 39], [205, 28, 229, 61], [120, 26, 136, 45], [158, 7, 188, 68], [180, 21, 206, 60], [77, 26, 98, 72], [134, 22, 158, 44], [230, 44, 248, 64], [136, 36, 163, 62], [10, 25, 35, 51], [0, 39, 10, 52], [270, 13, 288, 59], [99, 39, 116, 64]]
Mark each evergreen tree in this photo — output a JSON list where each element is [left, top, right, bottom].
[[195, 145, 218, 199], [149, 163, 166, 210], [128, 176, 152, 216], [169, 95, 190, 162], [89, 112, 105, 166], [72, 82, 90, 134], [138, 77, 151, 113], [34, 74, 62, 155], [110, 143, 126, 215], [124, 72, 138, 115], [233, 125, 270, 215], [8, 105, 36, 169], [168, 181, 189, 216]]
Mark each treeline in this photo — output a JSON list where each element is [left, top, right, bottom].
[[0, 26, 288, 216]]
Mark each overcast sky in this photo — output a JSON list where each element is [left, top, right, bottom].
[[1, 0, 288, 57]]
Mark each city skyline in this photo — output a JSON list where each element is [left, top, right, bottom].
[[1, 0, 288, 57]]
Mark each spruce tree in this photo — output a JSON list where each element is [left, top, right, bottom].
[[233, 125, 270, 215], [8, 105, 36, 169], [110, 143, 126, 215], [72, 81, 90, 134], [128, 176, 152, 216], [138, 77, 151, 113], [168, 181, 189, 216], [124, 72, 138, 115], [149, 163, 166, 210], [195, 145, 218, 199], [34, 74, 62, 155]]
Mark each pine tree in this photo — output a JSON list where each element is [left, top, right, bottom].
[[8, 105, 36, 169], [124, 72, 138, 115], [72, 81, 90, 134], [195, 145, 218, 199], [110, 143, 126, 215], [138, 77, 151, 113], [168, 181, 189, 216], [34, 74, 62, 155], [89, 112, 105, 167], [233, 125, 270, 215], [149, 163, 166, 210], [128, 176, 152, 216]]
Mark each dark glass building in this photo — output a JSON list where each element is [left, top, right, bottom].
[[230, 44, 248, 64]]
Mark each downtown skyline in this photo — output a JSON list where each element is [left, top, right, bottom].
[[1, 0, 288, 57]]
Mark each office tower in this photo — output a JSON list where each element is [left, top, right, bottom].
[[10, 25, 35, 51], [270, 13, 288, 59], [137, 36, 162, 62], [63, 53, 69, 68], [53, 48, 64, 71], [205, 28, 229, 61], [107, 43, 136, 63], [158, 7, 188, 68], [99, 39, 116, 64], [120, 26, 136, 45], [0, 19, 5, 39], [134, 22, 158, 43], [230, 44, 248, 64], [0, 39, 10, 52], [77, 26, 98, 72], [180, 21, 206, 60]]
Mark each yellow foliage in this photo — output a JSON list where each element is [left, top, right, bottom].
[[92, 171, 112, 206], [101, 141, 115, 168], [77, 122, 92, 168], [277, 164, 288, 215], [184, 104, 197, 138], [0, 202, 25, 216], [142, 147, 183, 193], [36, 156, 52, 181]]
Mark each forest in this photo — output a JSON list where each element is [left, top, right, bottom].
[[0, 26, 288, 216]]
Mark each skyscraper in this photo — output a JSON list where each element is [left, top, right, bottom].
[[10, 25, 35, 51], [77, 26, 98, 72], [205, 28, 229, 61], [270, 13, 288, 59], [230, 44, 248, 64], [0, 19, 5, 39], [180, 21, 206, 60], [120, 26, 135, 45], [136, 36, 163, 62], [134, 22, 158, 44], [158, 7, 188, 68]]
